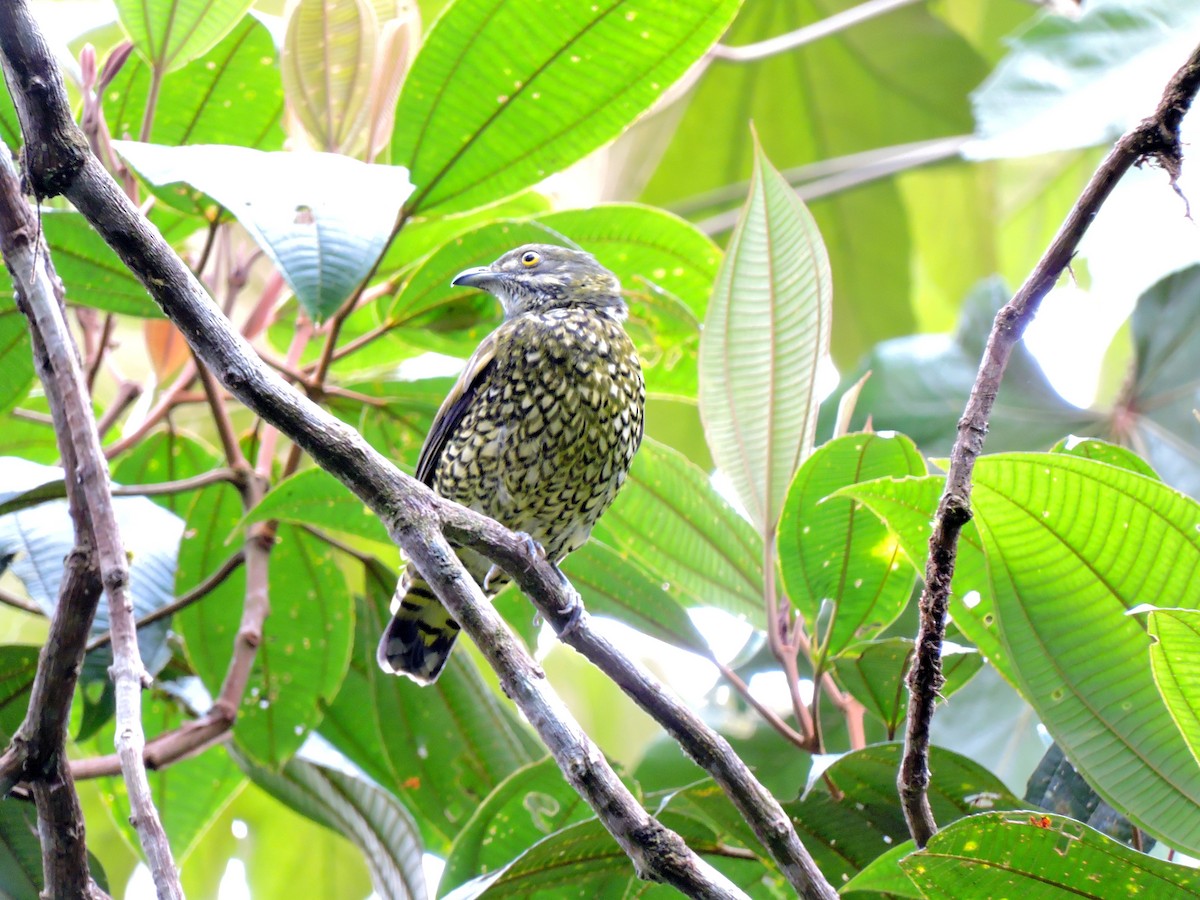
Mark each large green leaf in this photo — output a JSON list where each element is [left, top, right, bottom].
[[1146, 608, 1200, 769], [114, 141, 414, 321], [971, 453, 1200, 853], [786, 743, 1023, 889], [777, 432, 923, 664], [320, 564, 540, 852], [836, 472, 1002, 671], [115, 0, 255, 71], [640, 0, 986, 366], [440, 756, 589, 895], [834, 638, 981, 740], [700, 142, 831, 537], [393, 0, 742, 214], [246, 468, 392, 546], [240, 752, 427, 900], [591, 438, 765, 625], [103, 16, 285, 149], [1124, 265, 1200, 496], [0, 79, 19, 149], [847, 812, 1200, 899], [443, 812, 776, 899], [111, 430, 223, 516], [177, 489, 355, 768], [37, 211, 160, 317], [282, 0, 377, 153], [559, 540, 710, 654], [969, 0, 1200, 159]]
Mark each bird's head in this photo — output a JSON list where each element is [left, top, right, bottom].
[[451, 244, 624, 318]]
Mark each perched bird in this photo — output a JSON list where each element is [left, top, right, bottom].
[[377, 244, 646, 683]]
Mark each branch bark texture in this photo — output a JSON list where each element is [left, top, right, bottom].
[[0, 3, 829, 896], [898, 41, 1200, 848], [0, 144, 184, 897]]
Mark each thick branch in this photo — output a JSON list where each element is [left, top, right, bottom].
[[898, 41, 1200, 848], [0, 6, 765, 893], [32, 760, 111, 900]]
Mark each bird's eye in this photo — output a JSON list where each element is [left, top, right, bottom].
[[521, 251, 540, 267]]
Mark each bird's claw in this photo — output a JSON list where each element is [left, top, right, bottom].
[[482, 564, 503, 592]]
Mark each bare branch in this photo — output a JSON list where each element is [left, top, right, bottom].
[[0, 145, 175, 894], [898, 41, 1200, 848]]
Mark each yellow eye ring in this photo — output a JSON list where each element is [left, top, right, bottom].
[[521, 250, 540, 267]]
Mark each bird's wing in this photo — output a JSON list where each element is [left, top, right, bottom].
[[414, 327, 499, 487]]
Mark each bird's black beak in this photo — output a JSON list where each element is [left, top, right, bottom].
[[451, 266, 496, 289]]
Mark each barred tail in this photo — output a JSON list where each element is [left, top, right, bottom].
[[376, 577, 461, 683]]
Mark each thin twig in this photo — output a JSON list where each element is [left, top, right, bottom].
[[898, 41, 1200, 849], [85, 549, 246, 653], [94, 379, 143, 440], [0, 586, 45, 616], [710, 0, 925, 62]]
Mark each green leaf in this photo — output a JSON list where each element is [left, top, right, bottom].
[[591, 438, 765, 625], [444, 813, 775, 899], [0, 79, 19, 150], [103, 16, 285, 150], [971, 453, 1200, 853], [1147, 608, 1200, 768], [1051, 436, 1161, 480], [393, 0, 742, 214], [786, 743, 1023, 888], [113, 141, 415, 321], [115, 0, 255, 71], [700, 141, 831, 538], [382, 219, 556, 350], [852, 812, 1200, 899], [320, 563, 540, 851], [0, 800, 109, 899], [246, 468, 391, 545], [969, 0, 1200, 159], [111, 430, 223, 517], [441, 756, 590, 895], [1025, 742, 1147, 849], [0, 298, 33, 419], [178, 485, 354, 767], [559, 540, 710, 654], [834, 638, 980, 739], [825, 279, 1102, 458], [39, 211, 160, 317], [239, 752, 426, 900], [0, 647, 40, 742], [282, 0, 377, 153], [777, 433, 923, 663], [1123, 265, 1200, 496], [836, 473, 1003, 671]]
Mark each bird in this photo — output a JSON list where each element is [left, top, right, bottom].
[[376, 243, 646, 683]]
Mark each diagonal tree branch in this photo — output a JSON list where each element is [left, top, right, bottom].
[[898, 40, 1200, 848], [0, 6, 781, 897]]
